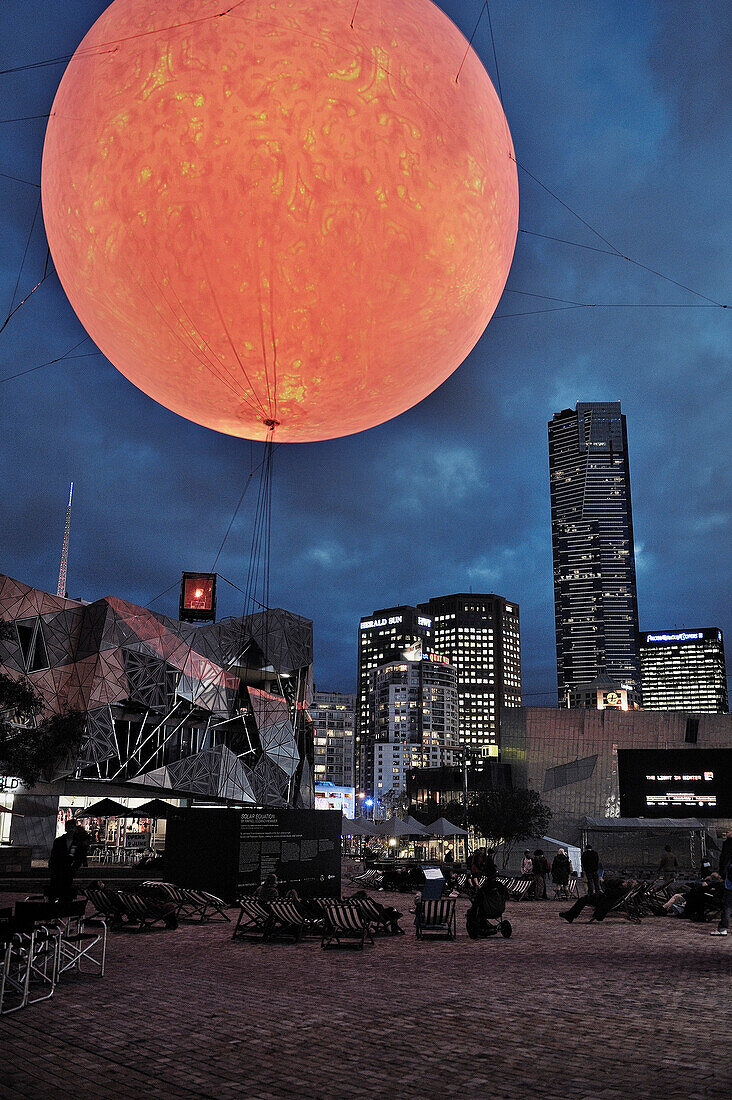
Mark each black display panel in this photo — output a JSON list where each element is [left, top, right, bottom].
[[618, 749, 732, 818], [164, 807, 341, 900]]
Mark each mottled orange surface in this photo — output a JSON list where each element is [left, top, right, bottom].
[[42, 0, 518, 442]]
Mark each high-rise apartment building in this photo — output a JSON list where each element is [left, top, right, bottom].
[[370, 652, 459, 803], [309, 690, 356, 787], [417, 593, 521, 760], [356, 606, 433, 792], [548, 402, 641, 705], [639, 629, 728, 714]]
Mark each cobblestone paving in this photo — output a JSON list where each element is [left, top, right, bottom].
[[1, 888, 728, 1100]]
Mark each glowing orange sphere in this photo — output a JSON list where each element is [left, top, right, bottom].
[[42, 0, 518, 442]]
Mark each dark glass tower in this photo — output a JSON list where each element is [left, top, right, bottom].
[[548, 402, 641, 704]]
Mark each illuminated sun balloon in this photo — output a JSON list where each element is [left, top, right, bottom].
[[42, 0, 518, 442]]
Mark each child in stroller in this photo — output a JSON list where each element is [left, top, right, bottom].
[[466, 877, 512, 939]]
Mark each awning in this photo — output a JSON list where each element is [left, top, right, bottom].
[[342, 818, 375, 836], [378, 816, 428, 837], [425, 817, 468, 837], [126, 798, 177, 819], [75, 798, 130, 818]]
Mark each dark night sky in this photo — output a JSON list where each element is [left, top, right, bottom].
[[1, 1, 730, 703]]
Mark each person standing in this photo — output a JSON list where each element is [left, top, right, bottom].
[[532, 849, 549, 900], [581, 844, 601, 896], [711, 830, 732, 937], [521, 850, 534, 876], [48, 819, 78, 905], [551, 848, 571, 900], [657, 844, 678, 886]]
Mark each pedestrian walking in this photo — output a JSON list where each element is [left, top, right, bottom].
[[581, 844, 601, 896], [711, 829, 732, 937], [656, 844, 678, 886], [48, 819, 78, 904]]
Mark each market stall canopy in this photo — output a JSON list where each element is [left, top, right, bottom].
[[75, 798, 129, 818], [379, 816, 428, 837], [127, 799, 176, 819], [342, 818, 374, 836], [426, 817, 468, 837]]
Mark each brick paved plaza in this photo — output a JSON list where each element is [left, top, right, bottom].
[[1, 888, 728, 1100]]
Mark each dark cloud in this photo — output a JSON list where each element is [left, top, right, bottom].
[[0, 1, 729, 704]]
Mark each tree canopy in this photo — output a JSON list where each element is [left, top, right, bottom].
[[0, 669, 84, 787], [469, 788, 552, 868]]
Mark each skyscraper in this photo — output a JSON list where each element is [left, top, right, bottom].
[[417, 593, 521, 760], [548, 402, 641, 704], [370, 652, 459, 805], [639, 629, 728, 714], [309, 690, 356, 787], [356, 606, 433, 794]]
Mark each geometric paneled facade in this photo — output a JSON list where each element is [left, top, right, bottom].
[[0, 573, 314, 808]]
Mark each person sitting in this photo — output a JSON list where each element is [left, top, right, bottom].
[[559, 874, 634, 923], [255, 873, 280, 904]]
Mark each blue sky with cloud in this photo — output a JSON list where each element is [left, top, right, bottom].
[[1, 1, 729, 702]]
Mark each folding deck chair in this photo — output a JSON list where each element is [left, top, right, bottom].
[[232, 898, 272, 940], [497, 876, 533, 902], [351, 896, 404, 935], [352, 868, 383, 890], [415, 897, 457, 940], [265, 900, 312, 942], [321, 902, 373, 949]]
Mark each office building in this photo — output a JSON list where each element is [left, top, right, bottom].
[[418, 593, 521, 760], [640, 629, 728, 713], [356, 606, 433, 791], [370, 652, 459, 805], [309, 690, 355, 787], [548, 402, 641, 705]]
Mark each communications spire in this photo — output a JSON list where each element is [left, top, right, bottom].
[[56, 481, 73, 598]]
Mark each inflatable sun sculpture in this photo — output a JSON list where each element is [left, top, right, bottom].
[[42, 0, 518, 442]]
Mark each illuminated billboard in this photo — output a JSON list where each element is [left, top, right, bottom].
[[618, 749, 732, 818], [179, 572, 217, 623]]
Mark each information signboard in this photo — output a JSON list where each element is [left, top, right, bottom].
[[618, 749, 732, 818], [164, 807, 342, 900]]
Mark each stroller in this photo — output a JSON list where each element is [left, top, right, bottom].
[[466, 877, 512, 939]]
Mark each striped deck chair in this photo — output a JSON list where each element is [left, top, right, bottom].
[[415, 897, 457, 940], [497, 876, 532, 902], [352, 868, 382, 890], [181, 889, 231, 923], [141, 882, 199, 920], [265, 900, 310, 942], [116, 893, 175, 932], [351, 896, 403, 935], [321, 902, 373, 949], [85, 887, 127, 929], [232, 898, 271, 940]]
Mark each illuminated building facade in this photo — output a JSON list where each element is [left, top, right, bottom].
[[356, 606, 433, 792], [418, 593, 521, 761], [501, 707, 732, 835], [0, 573, 315, 852], [370, 653, 459, 804], [640, 629, 728, 713], [310, 690, 355, 788], [549, 402, 642, 705]]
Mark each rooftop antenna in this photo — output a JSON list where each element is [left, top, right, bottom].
[[56, 481, 73, 598]]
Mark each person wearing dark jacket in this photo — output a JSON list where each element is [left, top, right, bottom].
[[657, 845, 678, 886], [551, 848, 571, 899], [532, 850, 549, 900], [711, 830, 732, 937], [581, 845, 601, 895], [48, 820, 78, 904], [559, 874, 632, 923]]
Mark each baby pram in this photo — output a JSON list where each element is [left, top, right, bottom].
[[466, 877, 512, 939]]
